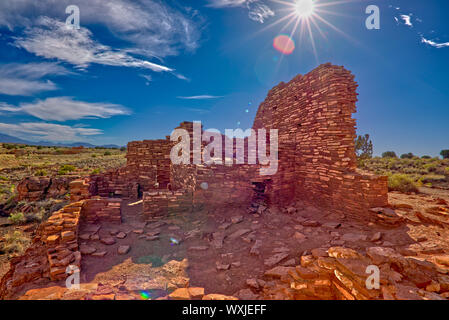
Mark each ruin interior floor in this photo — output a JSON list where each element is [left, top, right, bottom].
[[12, 188, 449, 300]]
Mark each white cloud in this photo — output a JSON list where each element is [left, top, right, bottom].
[[0, 97, 130, 121], [207, 0, 274, 23], [0, 122, 102, 142], [14, 17, 173, 73], [421, 36, 449, 49], [0, 62, 70, 96], [207, 0, 247, 8], [400, 15, 413, 27], [178, 95, 224, 100], [0, 0, 202, 59], [248, 2, 274, 23]]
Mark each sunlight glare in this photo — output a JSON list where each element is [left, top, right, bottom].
[[294, 0, 314, 18]]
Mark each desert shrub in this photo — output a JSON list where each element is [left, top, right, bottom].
[[382, 151, 397, 158], [0, 176, 8, 181], [423, 162, 438, 173], [58, 164, 76, 175], [120, 147, 126, 152], [445, 167, 449, 175], [3, 143, 17, 150], [8, 212, 26, 225], [421, 155, 432, 159], [91, 168, 101, 175], [91, 154, 97, 158], [388, 174, 419, 193], [35, 169, 47, 177], [25, 208, 46, 223], [400, 153, 414, 159], [104, 151, 112, 156], [2, 231, 30, 255]]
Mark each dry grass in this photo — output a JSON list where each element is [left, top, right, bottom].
[[0, 144, 126, 203], [362, 157, 449, 189]]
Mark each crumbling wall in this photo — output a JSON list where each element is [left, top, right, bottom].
[[253, 63, 388, 215], [96, 63, 388, 216]]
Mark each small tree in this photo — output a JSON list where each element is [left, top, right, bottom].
[[382, 151, 397, 158], [355, 134, 373, 160], [440, 150, 449, 159], [400, 153, 414, 159]]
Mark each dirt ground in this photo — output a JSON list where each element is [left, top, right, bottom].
[[8, 185, 449, 300]]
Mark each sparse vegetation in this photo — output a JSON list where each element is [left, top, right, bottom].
[[1, 231, 30, 256], [382, 151, 397, 158], [58, 164, 76, 175], [400, 152, 415, 159], [388, 174, 419, 193], [0, 144, 126, 203], [8, 212, 26, 225]]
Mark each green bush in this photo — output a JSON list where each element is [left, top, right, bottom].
[[8, 212, 26, 225], [58, 165, 76, 175], [388, 174, 419, 193], [104, 151, 112, 156], [400, 153, 414, 159], [91, 168, 100, 175], [35, 169, 47, 177], [445, 167, 449, 175], [3, 231, 30, 255], [382, 151, 397, 158], [0, 176, 8, 181]]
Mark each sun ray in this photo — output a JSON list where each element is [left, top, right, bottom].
[[306, 19, 319, 64]]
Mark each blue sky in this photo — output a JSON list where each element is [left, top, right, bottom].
[[0, 0, 447, 156]]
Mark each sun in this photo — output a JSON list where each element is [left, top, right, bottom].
[[294, 0, 315, 18], [263, 0, 351, 62]]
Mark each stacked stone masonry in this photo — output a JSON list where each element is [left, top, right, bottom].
[[92, 63, 388, 217]]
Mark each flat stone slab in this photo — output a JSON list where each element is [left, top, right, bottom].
[[118, 245, 131, 255], [264, 253, 289, 267], [228, 229, 251, 240], [188, 246, 209, 251], [80, 245, 97, 255], [100, 237, 116, 245], [116, 232, 127, 239], [264, 266, 295, 278], [92, 251, 107, 257], [231, 216, 244, 224]]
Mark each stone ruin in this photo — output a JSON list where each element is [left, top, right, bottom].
[[8, 63, 442, 300], [91, 63, 388, 218]]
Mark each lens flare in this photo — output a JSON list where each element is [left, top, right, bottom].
[[139, 290, 151, 300], [273, 35, 296, 55]]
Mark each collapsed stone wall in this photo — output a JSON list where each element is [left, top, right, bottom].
[[0, 181, 123, 298], [16, 176, 75, 202], [253, 63, 388, 215], [93, 63, 388, 217]]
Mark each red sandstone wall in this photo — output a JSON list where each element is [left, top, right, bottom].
[[253, 63, 388, 214], [102, 63, 387, 216]]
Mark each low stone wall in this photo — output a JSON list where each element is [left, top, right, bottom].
[[43, 201, 83, 281], [143, 190, 193, 215], [82, 198, 122, 223], [17, 176, 75, 202]]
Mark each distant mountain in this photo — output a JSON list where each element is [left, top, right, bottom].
[[0, 133, 123, 149], [0, 134, 32, 145]]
